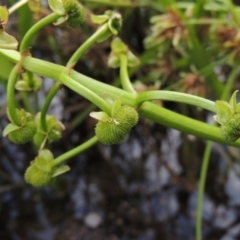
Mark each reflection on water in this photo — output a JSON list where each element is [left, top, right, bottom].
[[1, 120, 240, 240]]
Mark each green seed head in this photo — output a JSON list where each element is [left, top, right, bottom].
[[63, 0, 86, 27], [24, 150, 53, 188], [95, 105, 138, 145], [24, 164, 52, 188], [8, 120, 37, 144]]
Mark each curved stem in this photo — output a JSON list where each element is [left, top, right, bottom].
[[136, 90, 216, 112], [66, 23, 110, 70], [52, 136, 98, 167], [20, 12, 60, 52], [196, 141, 212, 240], [40, 82, 61, 131], [7, 64, 21, 126], [59, 72, 111, 115], [119, 53, 136, 94], [8, 0, 28, 14]]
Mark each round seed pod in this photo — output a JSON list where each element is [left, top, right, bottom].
[[8, 120, 37, 144], [95, 105, 138, 145]]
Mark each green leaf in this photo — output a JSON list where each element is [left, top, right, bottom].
[[3, 123, 20, 137], [90, 111, 109, 121], [215, 100, 233, 124], [0, 30, 18, 50], [51, 165, 70, 178], [48, 0, 65, 15]]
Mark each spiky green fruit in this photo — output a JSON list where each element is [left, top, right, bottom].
[[95, 105, 138, 145]]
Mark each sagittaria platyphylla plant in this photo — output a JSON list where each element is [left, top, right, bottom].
[[214, 90, 240, 142]]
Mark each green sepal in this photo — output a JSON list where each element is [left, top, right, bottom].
[[33, 113, 65, 150], [229, 90, 239, 112], [53, 15, 69, 26], [51, 165, 70, 178], [214, 100, 233, 125], [48, 0, 65, 15], [0, 6, 9, 29], [28, 0, 41, 12], [90, 111, 109, 122], [111, 98, 122, 117], [111, 37, 128, 53], [91, 14, 109, 24], [0, 30, 18, 50], [35, 156, 52, 173], [108, 38, 140, 68], [127, 51, 141, 67], [3, 123, 20, 137], [108, 12, 122, 35]]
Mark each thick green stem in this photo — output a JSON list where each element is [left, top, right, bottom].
[[20, 12, 60, 52], [8, 0, 28, 14], [196, 141, 212, 240], [119, 53, 136, 94], [7, 65, 21, 126], [136, 90, 216, 112], [66, 24, 110, 70], [59, 72, 111, 115], [52, 136, 98, 167], [40, 82, 61, 131]]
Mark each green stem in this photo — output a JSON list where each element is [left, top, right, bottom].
[[136, 90, 216, 112], [66, 23, 110, 70], [221, 64, 239, 101], [21, 91, 33, 113], [119, 53, 136, 94], [2, 49, 240, 147], [52, 136, 98, 167], [20, 12, 60, 52], [59, 72, 111, 115], [8, 0, 28, 14], [40, 82, 61, 132], [196, 141, 212, 240], [7, 65, 21, 126]]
